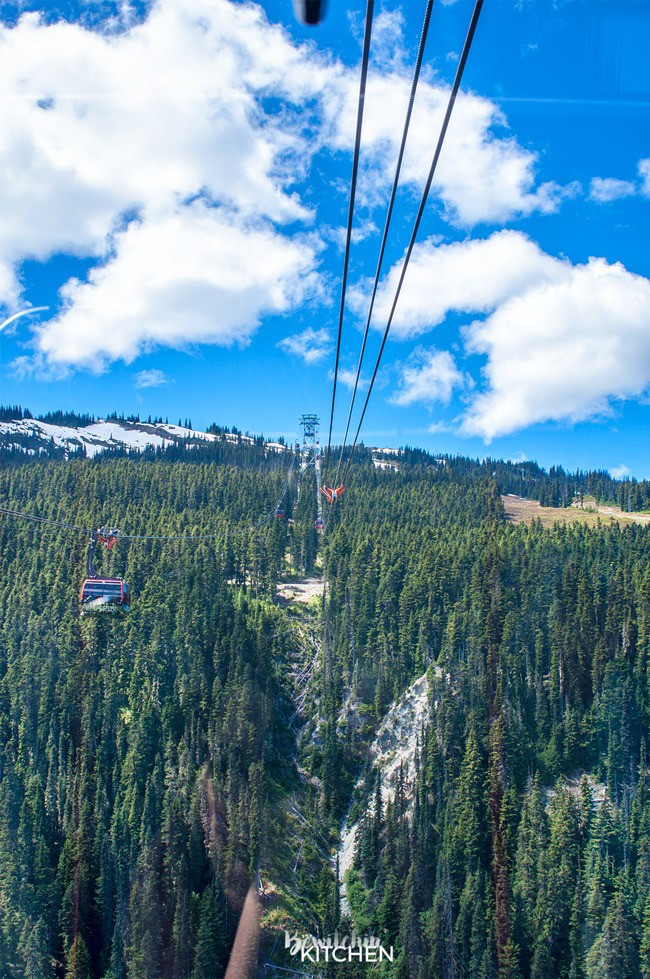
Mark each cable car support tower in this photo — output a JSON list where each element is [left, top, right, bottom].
[[299, 414, 324, 531]]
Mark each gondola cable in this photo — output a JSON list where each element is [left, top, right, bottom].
[[333, 0, 435, 488], [0, 504, 228, 541], [340, 0, 485, 487], [323, 0, 375, 486], [259, 443, 300, 526]]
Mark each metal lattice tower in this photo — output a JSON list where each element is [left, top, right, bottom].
[[299, 414, 323, 524], [299, 414, 319, 462]]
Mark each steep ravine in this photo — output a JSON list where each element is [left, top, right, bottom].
[[336, 668, 442, 916]]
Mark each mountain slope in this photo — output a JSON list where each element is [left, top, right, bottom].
[[0, 415, 288, 458]]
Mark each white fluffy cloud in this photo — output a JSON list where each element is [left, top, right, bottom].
[[0, 263, 20, 311], [369, 230, 650, 438], [588, 177, 636, 203], [337, 366, 369, 391], [324, 69, 569, 225], [0, 0, 326, 365], [135, 369, 172, 389], [278, 326, 331, 364], [355, 230, 563, 339], [36, 205, 316, 367], [639, 159, 650, 196], [0, 0, 588, 370], [391, 348, 464, 406], [588, 159, 650, 202], [0, 1, 319, 243], [462, 257, 650, 439]]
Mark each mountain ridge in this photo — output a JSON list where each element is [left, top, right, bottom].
[[0, 414, 289, 458]]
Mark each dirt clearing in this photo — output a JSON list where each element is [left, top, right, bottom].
[[502, 494, 650, 528], [276, 577, 325, 604]]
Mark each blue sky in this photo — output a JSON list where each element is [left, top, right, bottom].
[[0, 0, 649, 477]]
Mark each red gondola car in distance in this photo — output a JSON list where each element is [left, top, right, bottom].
[[80, 527, 131, 615], [80, 576, 130, 615]]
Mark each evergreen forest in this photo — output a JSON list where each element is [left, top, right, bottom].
[[1, 440, 650, 978]]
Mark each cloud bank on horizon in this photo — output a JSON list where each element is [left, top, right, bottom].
[[0, 0, 649, 444]]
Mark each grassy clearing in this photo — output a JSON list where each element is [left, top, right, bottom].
[[502, 494, 650, 528]]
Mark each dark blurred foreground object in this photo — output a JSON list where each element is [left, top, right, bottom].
[[293, 0, 327, 25], [224, 883, 263, 979]]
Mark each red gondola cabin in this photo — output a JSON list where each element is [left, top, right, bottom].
[[80, 577, 130, 614]]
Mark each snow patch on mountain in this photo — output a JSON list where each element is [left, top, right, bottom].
[[0, 417, 289, 458]]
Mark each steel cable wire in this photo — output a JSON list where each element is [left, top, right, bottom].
[[342, 0, 484, 486], [323, 0, 375, 485], [334, 0, 435, 487]]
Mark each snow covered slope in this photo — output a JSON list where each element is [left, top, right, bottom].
[[0, 417, 288, 458]]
